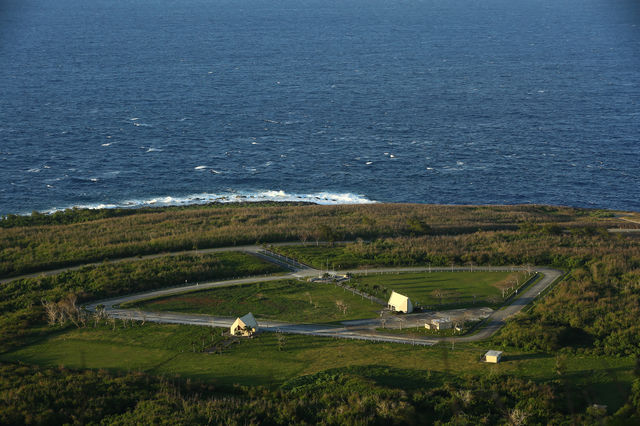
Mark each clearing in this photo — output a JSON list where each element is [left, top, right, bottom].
[[351, 270, 532, 309], [127, 279, 382, 323], [1, 323, 634, 411]]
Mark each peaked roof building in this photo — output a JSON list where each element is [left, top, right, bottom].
[[231, 312, 258, 336], [387, 291, 413, 313]]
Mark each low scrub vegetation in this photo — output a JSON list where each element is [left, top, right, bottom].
[[0, 203, 615, 277], [0, 252, 282, 352], [1, 202, 639, 423]]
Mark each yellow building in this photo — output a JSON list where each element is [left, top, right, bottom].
[[387, 291, 414, 313], [230, 312, 258, 337], [425, 318, 452, 330], [483, 350, 503, 363]]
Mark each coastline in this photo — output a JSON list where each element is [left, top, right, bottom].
[[2, 197, 638, 221], [2, 190, 378, 217]]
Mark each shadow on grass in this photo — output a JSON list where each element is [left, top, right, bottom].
[[0, 325, 74, 357], [282, 365, 451, 392], [503, 352, 552, 362], [557, 367, 635, 413], [347, 365, 451, 390], [144, 352, 182, 374]]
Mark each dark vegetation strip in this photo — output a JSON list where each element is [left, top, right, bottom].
[[1, 361, 638, 424], [0, 201, 313, 228], [1, 203, 640, 424], [0, 203, 616, 278]]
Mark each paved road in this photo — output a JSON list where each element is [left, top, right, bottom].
[[0, 244, 267, 285], [608, 216, 640, 233], [87, 268, 317, 310], [89, 262, 562, 346], [618, 216, 640, 225], [2, 240, 563, 346], [0, 240, 353, 285], [608, 228, 640, 233], [107, 309, 439, 346], [453, 267, 562, 341]]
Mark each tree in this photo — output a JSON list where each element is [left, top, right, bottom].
[[433, 289, 443, 305], [318, 224, 337, 244], [299, 231, 310, 246], [555, 354, 567, 377], [336, 300, 348, 315], [277, 333, 287, 351], [508, 408, 529, 426], [41, 299, 60, 326], [407, 217, 431, 236]]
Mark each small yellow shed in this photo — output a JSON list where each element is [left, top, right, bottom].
[[484, 350, 503, 363]]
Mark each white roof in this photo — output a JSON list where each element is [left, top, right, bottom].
[[485, 350, 503, 357], [388, 291, 409, 305]]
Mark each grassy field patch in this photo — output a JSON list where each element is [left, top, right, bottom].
[[129, 280, 382, 323], [351, 271, 532, 309], [1, 323, 634, 410], [273, 245, 362, 269]]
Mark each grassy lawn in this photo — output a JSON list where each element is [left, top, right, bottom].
[[272, 244, 363, 269], [351, 271, 532, 309], [128, 279, 382, 323], [1, 323, 634, 410]]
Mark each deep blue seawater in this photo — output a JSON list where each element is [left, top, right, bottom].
[[1, 0, 639, 215]]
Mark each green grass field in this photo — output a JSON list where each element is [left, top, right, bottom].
[[351, 271, 532, 308], [128, 279, 382, 323], [1, 323, 634, 410], [272, 245, 363, 269]]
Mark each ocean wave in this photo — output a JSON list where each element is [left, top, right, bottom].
[[42, 190, 376, 213], [194, 166, 222, 174]]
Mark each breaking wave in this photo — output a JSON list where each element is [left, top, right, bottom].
[[42, 190, 376, 213]]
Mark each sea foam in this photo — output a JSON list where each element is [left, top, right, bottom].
[[42, 190, 376, 214]]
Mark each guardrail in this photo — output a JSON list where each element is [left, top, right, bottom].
[[257, 248, 313, 270], [331, 280, 386, 306], [521, 270, 568, 314]]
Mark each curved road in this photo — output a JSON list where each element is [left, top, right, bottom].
[[86, 259, 562, 346], [0, 245, 266, 285], [3, 243, 563, 346]]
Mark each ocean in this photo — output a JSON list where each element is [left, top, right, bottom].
[[1, 0, 639, 215]]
